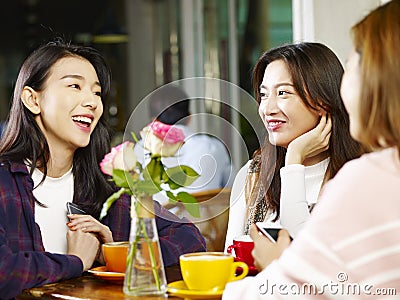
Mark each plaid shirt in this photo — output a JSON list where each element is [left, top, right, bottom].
[[0, 161, 83, 299], [0, 161, 205, 299]]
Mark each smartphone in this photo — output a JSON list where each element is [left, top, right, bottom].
[[256, 222, 281, 243], [66, 202, 87, 215], [256, 222, 293, 243]]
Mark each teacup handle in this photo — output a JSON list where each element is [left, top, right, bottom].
[[227, 244, 245, 261], [228, 261, 249, 282], [226, 244, 237, 254]]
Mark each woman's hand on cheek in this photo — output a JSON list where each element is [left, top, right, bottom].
[[67, 214, 114, 244], [286, 114, 332, 165], [249, 224, 291, 270]]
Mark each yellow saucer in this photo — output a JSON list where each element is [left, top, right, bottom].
[[167, 280, 223, 299]]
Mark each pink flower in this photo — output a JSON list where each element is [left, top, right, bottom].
[[100, 141, 137, 176], [140, 121, 185, 157], [150, 121, 185, 144]]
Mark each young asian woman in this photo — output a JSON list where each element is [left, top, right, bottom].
[[225, 42, 362, 250], [0, 40, 205, 299]]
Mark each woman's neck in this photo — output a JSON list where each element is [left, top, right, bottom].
[[302, 151, 329, 166], [43, 146, 74, 178]]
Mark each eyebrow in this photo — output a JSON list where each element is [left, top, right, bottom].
[[259, 82, 294, 90], [60, 74, 101, 87]]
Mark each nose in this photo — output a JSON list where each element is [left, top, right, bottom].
[[81, 92, 99, 110], [260, 95, 279, 116]]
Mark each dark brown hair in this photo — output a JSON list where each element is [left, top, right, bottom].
[[351, 0, 400, 150], [251, 42, 362, 218]]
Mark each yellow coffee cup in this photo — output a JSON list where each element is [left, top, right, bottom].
[[102, 241, 129, 273], [180, 252, 248, 291]]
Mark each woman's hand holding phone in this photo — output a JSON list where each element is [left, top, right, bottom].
[[255, 223, 280, 243], [66, 202, 113, 245], [250, 224, 292, 270]]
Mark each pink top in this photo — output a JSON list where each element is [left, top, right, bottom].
[[223, 147, 400, 299]]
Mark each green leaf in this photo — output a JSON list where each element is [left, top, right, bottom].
[[142, 158, 154, 180], [167, 180, 182, 190], [112, 169, 129, 188], [127, 172, 141, 191], [165, 165, 200, 188], [166, 191, 178, 203], [99, 188, 129, 220], [143, 157, 163, 185], [135, 179, 162, 195], [177, 191, 200, 218], [161, 168, 169, 183]]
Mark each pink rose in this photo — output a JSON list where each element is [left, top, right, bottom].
[[150, 121, 185, 144], [100, 141, 137, 176], [140, 121, 185, 157]]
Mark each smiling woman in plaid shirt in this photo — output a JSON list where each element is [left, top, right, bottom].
[[0, 40, 205, 299]]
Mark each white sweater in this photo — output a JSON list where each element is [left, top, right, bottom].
[[280, 158, 329, 237], [224, 158, 328, 250], [30, 167, 73, 254]]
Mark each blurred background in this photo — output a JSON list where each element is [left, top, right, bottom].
[[0, 0, 383, 169]]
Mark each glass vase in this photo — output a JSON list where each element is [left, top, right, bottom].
[[123, 195, 167, 296]]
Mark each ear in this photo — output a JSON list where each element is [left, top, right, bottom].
[[316, 103, 329, 116], [21, 86, 41, 114]]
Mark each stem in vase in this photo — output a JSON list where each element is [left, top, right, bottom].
[[140, 220, 161, 290], [125, 195, 162, 293], [125, 224, 139, 290]]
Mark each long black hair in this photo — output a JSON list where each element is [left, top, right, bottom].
[[0, 40, 115, 217]]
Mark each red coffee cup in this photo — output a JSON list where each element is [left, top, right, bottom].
[[226, 235, 254, 267]]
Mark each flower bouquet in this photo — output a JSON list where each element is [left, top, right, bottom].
[[99, 121, 200, 296]]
